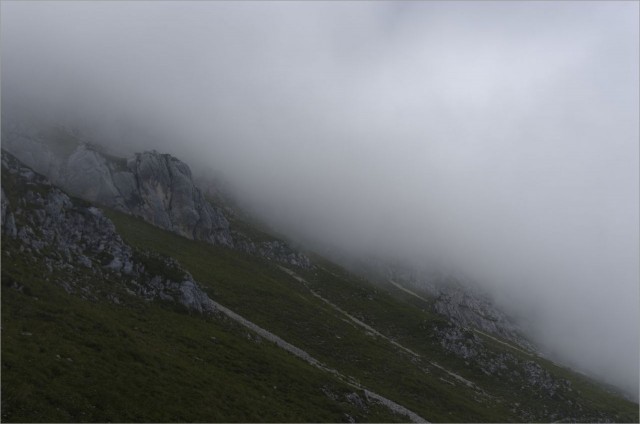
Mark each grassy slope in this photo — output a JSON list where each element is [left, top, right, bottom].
[[1, 174, 636, 422], [1, 243, 400, 422], [103, 209, 639, 423], [297, 262, 640, 422], [105, 210, 515, 422]]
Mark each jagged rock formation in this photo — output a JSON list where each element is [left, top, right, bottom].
[[1, 124, 310, 268], [1, 151, 215, 313], [61, 146, 234, 246]]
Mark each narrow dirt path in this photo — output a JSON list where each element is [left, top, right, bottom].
[[206, 292, 429, 423], [279, 266, 487, 395]]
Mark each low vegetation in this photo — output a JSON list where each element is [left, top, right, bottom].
[[1, 190, 637, 422]]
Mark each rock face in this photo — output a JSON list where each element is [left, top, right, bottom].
[[2, 125, 310, 267], [1, 151, 216, 313], [59, 146, 234, 247]]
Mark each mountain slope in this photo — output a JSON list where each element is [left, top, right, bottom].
[[1, 124, 310, 268], [1, 148, 638, 422], [0, 151, 413, 423]]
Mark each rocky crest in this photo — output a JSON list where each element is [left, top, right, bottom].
[[61, 146, 234, 246], [1, 150, 217, 313], [1, 124, 310, 268]]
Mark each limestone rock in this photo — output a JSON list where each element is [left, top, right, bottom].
[[1, 151, 217, 314], [61, 145, 124, 207], [2, 125, 309, 267], [433, 285, 533, 351]]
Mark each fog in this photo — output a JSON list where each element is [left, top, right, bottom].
[[2, 1, 638, 398]]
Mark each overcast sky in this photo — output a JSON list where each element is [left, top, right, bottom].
[[2, 1, 638, 398]]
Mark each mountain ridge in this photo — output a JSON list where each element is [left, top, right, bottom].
[[1, 149, 427, 421], [1, 129, 638, 422], [1, 123, 311, 269]]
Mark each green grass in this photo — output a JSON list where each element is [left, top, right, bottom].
[[1, 237, 402, 423], [103, 209, 522, 422], [105, 208, 639, 422], [2, 198, 637, 422], [101, 210, 550, 422], [297, 264, 640, 422]]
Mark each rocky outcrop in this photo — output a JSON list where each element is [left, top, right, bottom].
[[0, 149, 306, 315], [433, 284, 534, 351], [1, 151, 215, 313], [1, 157, 426, 422], [57, 146, 234, 247], [61, 145, 124, 208], [434, 323, 571, 403], [359, 258, 534, 351], [2, 125, 310, 267]]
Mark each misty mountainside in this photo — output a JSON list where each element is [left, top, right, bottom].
[[1, 136, 638, 423], [1, 123, 310, 268]]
